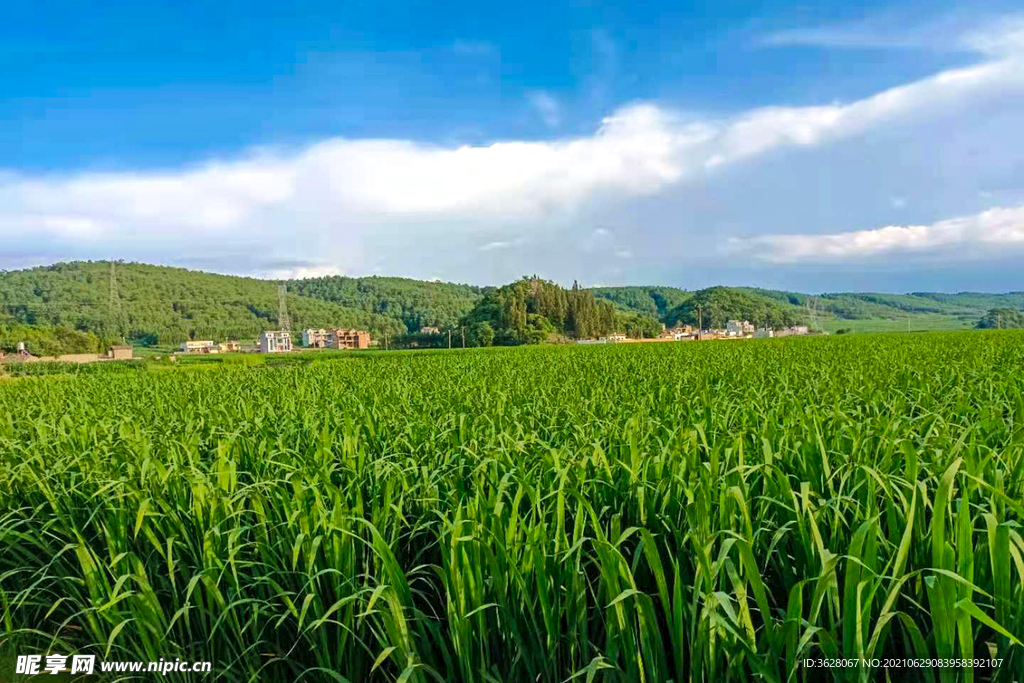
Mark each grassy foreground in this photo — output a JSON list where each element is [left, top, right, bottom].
[[1, 333, 1023, 682]]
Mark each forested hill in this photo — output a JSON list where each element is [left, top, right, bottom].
[[589, 286, 805, 329], [591, 285, 1024, 333], [3, 261, 1022, 350], [286, 275, 483, 333], [461, 278, 622, 345], [0, 261, 416, 346], [587, 286, 692, 319]]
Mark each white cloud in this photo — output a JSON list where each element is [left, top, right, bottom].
[[761, 11, 1024, 55], [3, 26, 1024, 279], [728, 204, 1024, 263], [762, 23, 932, 51], [528, 91, 562, 127], [479, 238, 525, 251], [262, 264, 343, 280], [582, 227, 616, 253], [702, 57, 1023, 169], [961, 15, 1024, 55], [0, 103, 714, 250]]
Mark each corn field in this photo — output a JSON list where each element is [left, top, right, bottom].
[[2, 332, 1023, 682]]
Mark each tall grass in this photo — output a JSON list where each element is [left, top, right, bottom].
[[1, 332, 1022, 681]]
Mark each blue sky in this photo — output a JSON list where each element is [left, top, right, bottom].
[[3, 0, 1024, 291]]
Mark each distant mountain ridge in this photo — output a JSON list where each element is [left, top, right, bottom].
[[1, 261, 1021, 348], [0, 261, 419, 345], [591, 285, 1024, 333], [285, 274, 484, 333]]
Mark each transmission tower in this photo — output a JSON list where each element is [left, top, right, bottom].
[[805, 297, 819, 330], [278, 284, 290, 331]]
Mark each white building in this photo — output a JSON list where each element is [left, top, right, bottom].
[[180, 340, 215, 353], [754, 329, 774, 338], [260, 331, 292, 353], [726, 320, 755, 337]]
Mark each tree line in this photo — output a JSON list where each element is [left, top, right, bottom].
[[457, 278, 660, 346], [976, 308, 1024, 329], [665, 286, 803, 330], [0, 261, 434, 347], [0, 320, 117, 357]]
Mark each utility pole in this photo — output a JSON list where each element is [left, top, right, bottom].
[[277, 284, 290, 332], [461, 326, 465, 348], [696, 304, 703, 341], [448, 329, 452, 349], [384, 332, 389, 351]]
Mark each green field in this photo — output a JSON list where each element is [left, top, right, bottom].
[[2, 333, 1023, 682], [817, 315, 975, 335]]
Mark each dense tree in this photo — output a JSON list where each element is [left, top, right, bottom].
[[976, 308, 1024, 329], [0, 320, 116, 356], [615, 312, 663, 339], [461, 277, 624, 345], [6, 261, 1019, 346], [0, 261, 407, 345], [388, 331, 450, 350], [590, 286, 692, 318], [287, 275, 482, 332], [665, 286, 803, 330], [597, 284, 1024, 329], [470, 321, 495, 347]]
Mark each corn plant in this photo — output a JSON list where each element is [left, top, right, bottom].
[[1, 332, 1022, 682]]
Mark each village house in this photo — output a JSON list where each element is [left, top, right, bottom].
[[260, 331, 292, 353], [664, 324, 695, 340], [218, 341, 241, 352], [726, 320, 755, 337], [774, 325, 811, 337], [107, 345, 134, 360], [180, 340, 216, 353], [302, 329, 329, 348], [327, 328, 371, 349], [419, 326, 441, 335]]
